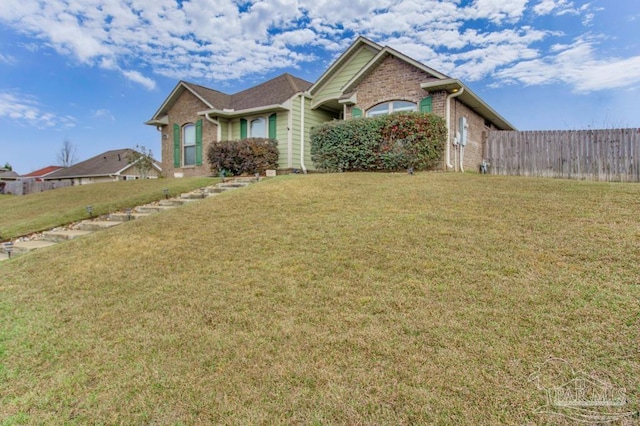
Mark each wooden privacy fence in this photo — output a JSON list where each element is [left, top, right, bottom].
[[485, 128, 640, 182], [0, 179, 72, 195]]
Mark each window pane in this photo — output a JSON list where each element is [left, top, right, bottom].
[[393, 101, 417, 112], [367, 103, 390, 117], [184, 124, 196, 146], [250, 117, 266, 137], [184, 145, 195, 166]]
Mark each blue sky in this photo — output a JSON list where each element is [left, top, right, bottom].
[[1, 0, 639, 174]]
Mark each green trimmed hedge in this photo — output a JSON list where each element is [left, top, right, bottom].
[[207, 138, 278, 176], [311, 112, 446, 172]]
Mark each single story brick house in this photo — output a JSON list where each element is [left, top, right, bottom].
[[146, 36, 514, 176]]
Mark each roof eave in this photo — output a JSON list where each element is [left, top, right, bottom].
[[144, 115, 169, 126], [198, 103, 289, 118], [420, 79, 516, 131], [147, 81, 216, 123]]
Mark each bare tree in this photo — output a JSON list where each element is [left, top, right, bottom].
[[57, 139, 77, 167], [127, 145, 157, 179]]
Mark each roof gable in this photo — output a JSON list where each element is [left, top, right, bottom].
[[342, 45, 449, 94], [309, 37, 382, 96], [147, 81, 231, 124]]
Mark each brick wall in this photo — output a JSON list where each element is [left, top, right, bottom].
[[449, 98, 495, 171], [160, 90, 217, 177], [349, 55, 493, 172], [354, 55, 438, 112]]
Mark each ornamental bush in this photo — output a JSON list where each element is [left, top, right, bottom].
[[311, 112, 446, 172], [207, 138, 278, 176]]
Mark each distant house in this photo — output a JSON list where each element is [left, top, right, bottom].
[[22, 165, 65, 180], [45, 149, 162, 185], [146, 36, 514, 177], [0, 170, 20, 180]]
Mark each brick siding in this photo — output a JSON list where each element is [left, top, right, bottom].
[[160, 90, 217, 177]]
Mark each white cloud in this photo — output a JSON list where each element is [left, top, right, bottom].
[[464, 0, 528, 24], [121, 70, 156, 90], [494, 38, 640, 92], [0, 91, 76, 129], [533, 0, 573, 16], [0, 0, 632, 93], [93, 108, 115, 121], [0, 53, 16, 64]]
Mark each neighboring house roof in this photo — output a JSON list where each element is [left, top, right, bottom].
[[146, 73, 313, 124], [46, 149, 161, 179], [0, 171, 20, 180], [22, 165, 65, 178]]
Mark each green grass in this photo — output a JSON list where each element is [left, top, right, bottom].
[[0, 173, 639, 424], [0, 177, 216, 240]]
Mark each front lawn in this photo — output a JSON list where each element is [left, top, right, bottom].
[[0, 173, 638, 424], [0, 177, 216, 240]]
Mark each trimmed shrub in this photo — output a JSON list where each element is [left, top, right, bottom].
[[311, 112, 446, 172], [207, 138, 278, 176]]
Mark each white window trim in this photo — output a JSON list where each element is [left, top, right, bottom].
[[249, 116, 267, 138], [183, 123, 196, 167], [367, 101, 417, 117]]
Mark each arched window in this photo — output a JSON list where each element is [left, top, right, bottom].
[[183, 124, 196, 166], [250, 117, 266, 137], [367, 101, 417, 117]]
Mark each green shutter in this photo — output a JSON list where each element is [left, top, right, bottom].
[[173, 124, 181, 167], [352, 107, 362, 118], [420, 96, 433, 113], [195, 119, 203, 166], [240, 118, 247, 139], [268, 113, 277, 139]]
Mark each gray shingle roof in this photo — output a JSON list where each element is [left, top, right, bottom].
[[230, 73, 312, 110], [183, 73, 312, 111], [46, 149, 138, 179]]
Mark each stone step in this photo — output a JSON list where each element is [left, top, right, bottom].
[[42, 230, 93, 242], [108, 212, 150, 222], [76, 221, 122, 231], [180, 192, 207, 199], [217, 182, 249, 189], [135, 205, 176, 214], [209, 187, 234, 194], [225, 177, 261, 183], [0, 252, 9, 261], [1, 240, 57, 255], [158, 198, 192, 206]]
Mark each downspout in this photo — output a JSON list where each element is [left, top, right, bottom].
[[204, 112, 222, 142], [300, 93, 307, 174], [445, 87, 464, 170]]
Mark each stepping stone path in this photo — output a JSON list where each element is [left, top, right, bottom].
[[0, 178, 259, 262]]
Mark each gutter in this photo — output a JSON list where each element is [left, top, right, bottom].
[[445, 87, 464, 170], [198, 103, 287, 118], [203, 112, 222, 142], [300, 93, 307, 174]]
